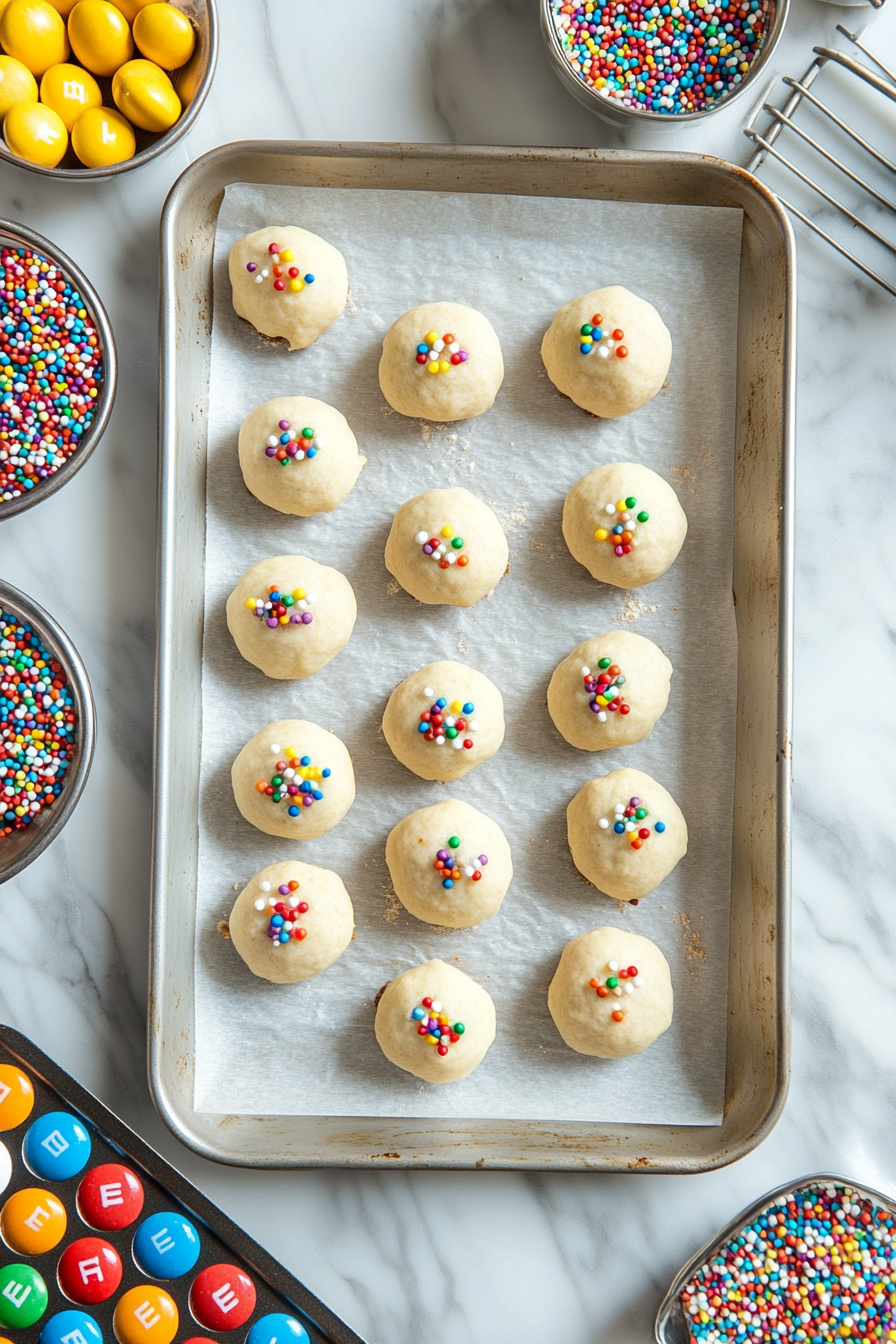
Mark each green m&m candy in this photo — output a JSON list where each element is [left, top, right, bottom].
[[0, 1264, 48, 1329]]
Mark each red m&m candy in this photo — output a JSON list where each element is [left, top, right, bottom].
[[58, 1237, 122, 1304], [77, 1164, 144, 1230], [189, 1265, 256, 1331]]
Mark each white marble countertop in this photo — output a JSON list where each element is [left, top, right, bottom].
[[2, 1, 896, 1340]]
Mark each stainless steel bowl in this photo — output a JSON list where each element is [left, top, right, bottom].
[[0, 217, 117, 520], [0, 0, 218, 180], [0, 581, 95, 885], [541, 0, 789, 126]]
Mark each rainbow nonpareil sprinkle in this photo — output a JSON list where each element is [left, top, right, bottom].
[[680, 1180, 896, 1343], [414, 525, 469, 569], [433, 837, 488, 888], [548, 0, 770, 116], [582, 658, 629, 720], [253, 878, 309, 945], [415, 330, 469, 373], [0, 611, 76, 836], [417, 690, 478, 750], [1, 244, 103, 503], [255, 745, 331, 819], [594, 496, 649, 557], [411, 998, 465, 1056], [589, 959, 643, 1023], [599, 795, 666, 848], [246, 243, 315, 293], [245, 586, 316, 627]]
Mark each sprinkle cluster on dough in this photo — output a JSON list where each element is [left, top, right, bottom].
[[589, 959, 643, 1023], [414, 330, 470, 374], [245, 585, 316, 628], [433, 835, 489, 888], [411, 997, 465, 1056], [593, 496, 650, 557], [417, 689, 479, 749], [246, 243, 315, 294], [414, 524, 469, 569], [582, 658, 629, 720], [255, 743, 331, 819], [253, 878, 310, 945], [264, 419, 324, 465], [598, 795, 666, 849], [578, 311, 628, 359]]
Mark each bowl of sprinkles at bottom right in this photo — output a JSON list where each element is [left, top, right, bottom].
[[656, 1174, 896, 1344], [541, 0, 789, 125], [0, 579, 95, 884]]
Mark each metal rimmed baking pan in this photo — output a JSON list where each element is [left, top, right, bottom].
[[153, 141, 794, 1170], [0, 580, 95, 884]]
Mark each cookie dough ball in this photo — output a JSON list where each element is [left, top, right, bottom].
[[385, 799, 513, 928], [238, 396, 366, 518], [229, 225, 348, 351], [375, 958, 496, 1083], [385, 487, 509, 608], [382, 660, 505, 782], [228, 861, 354, 985], [563, 462, 687, 589], [226, 555, 357, 680], [231, 718, 355, 840], [541, 285, 672, 419], [548, 927, 673, 1058], [567, 767, 687, 901], [379, 302, 504, 422], [548, 631, 672, 751]]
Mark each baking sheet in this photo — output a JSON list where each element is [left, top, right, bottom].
[[193, 181, 742, 1125]]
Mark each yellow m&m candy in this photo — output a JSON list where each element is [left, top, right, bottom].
[[132, 2, 193, 69], [0, 0, 69, 77], [112, 57, 179, 131], [0, 55, 37, 118], [71, 103, 134, 166], [3, 99, 67, 166], [40, 62, 101, 129], [68, 0, 134, 77]]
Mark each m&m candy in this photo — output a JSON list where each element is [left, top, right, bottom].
[[57, 1237, 122, 1304], [189, 1264, 256, 1331], [76, 1162, 144, 1229], [23, 1110, 91, 1180]]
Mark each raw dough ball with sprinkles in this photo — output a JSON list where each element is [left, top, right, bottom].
[[385, 798, 513, 928], [382, 659, 505, 783], [548, 927, 673, 1058], [228, 860, 354, 984], [563, 461, 687, 588], [375, 958, 497, 1083], [238, 395, 366, 517], [384, 486, 509, 608], [378, 301, 504, 422], [228, 225, 348, 350], [567, 766, 687, 900], [231, 718, 355, 840], [542, 285, 671, 418], [225, 554, 356, 680], [548, 630, 672, 751]]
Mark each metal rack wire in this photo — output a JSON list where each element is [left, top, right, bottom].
[[745, 24, 896, 297]]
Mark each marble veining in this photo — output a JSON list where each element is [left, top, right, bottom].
[[2, 0, 896, 1340]]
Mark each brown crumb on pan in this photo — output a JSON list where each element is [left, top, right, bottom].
[[675, 911, 707, 963], [218, 921, 231, 939], [457, 630, 467, 655], [613, 593, 660, 624], [386, 580, 400, 597], [383, 887, 402, 923], [668, 464, 696, 495]]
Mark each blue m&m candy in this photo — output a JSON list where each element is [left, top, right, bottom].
[[39, 1309, 102, 1344], [246, 1314, 310, 1344], [23, 1112, 91, 1181], [132, 1211, 201, 1279]]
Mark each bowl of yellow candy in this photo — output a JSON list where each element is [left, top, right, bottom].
[[0, 0, 216, 176]]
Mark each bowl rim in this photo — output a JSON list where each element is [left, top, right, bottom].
[[0, 579, 96, 885], [0, 0, 219, 181], [0, 216, 118, 520], [540, 0, 790, 125]]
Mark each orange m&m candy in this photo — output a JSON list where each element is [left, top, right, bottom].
[[0, 1187, 67, 1254], [113, 1286, 178, 1344], [0, 1065, 34, 1131]]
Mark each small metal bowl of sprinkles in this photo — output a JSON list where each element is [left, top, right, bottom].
[[541, 0, 788, 124], [0, 217, 116, 519], [0, 580, 95, 885], [655, 1174, 896, 1344]]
